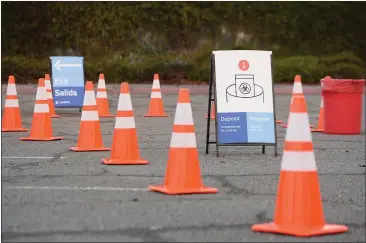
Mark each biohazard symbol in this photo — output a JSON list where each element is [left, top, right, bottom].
[[239, 82, 251, 95]]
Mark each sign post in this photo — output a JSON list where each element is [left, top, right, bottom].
[[49, 56, 85, 111], [205, 50, 278, 157]]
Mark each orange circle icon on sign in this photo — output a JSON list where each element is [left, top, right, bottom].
[[238, 60, 249, 71]]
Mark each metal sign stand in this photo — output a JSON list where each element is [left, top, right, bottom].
[[205, 53, 278, 157]]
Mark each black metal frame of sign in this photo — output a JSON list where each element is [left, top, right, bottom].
[[49, 57, 86, 113], [205, 53, 278, 157]]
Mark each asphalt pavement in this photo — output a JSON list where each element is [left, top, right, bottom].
[[1, 84, 365, 242]]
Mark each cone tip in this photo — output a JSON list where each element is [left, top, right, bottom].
[[120, 82, 130, 93], [154, 73, 159, 80], [45, 74, 50, 80], [99, 73, 105, 79], [294, 75, 301, 82], [85, 81, 94, 90], [178, 88, 191, 103], [8, 75, 15, 84], [38, 78, 45, 87]]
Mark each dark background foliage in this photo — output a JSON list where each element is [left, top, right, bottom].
[[2, 1, 365, 83]]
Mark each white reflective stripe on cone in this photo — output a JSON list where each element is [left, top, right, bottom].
[[96, 91, 108, 98], [174, 103, 194, 125], [170, 133, 197, 148], [292, 82, 303, 94], [117, 94, 133, 111], [45, 80, 51, 89], [151, 92, 162, 99], [46, 92, 53, 99], [97, 79, 106, 89], [5, 99, 19, 107], [81, 110, 99, 121], [286, 113, 312, 142], [320, 98, 323, 107], [34, 104, 49, 113], [281, 151, 317, 171], [83, 91, 97, 106], [152, 80, 160, 89], [115, 117, 136, 129], [7, 84, 17, 95], [36, 87, 47, 101]]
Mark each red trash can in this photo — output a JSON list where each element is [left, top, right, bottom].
[[321, 78, 365, 134]]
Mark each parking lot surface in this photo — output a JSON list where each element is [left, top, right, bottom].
[[2, 84, 365, 242]]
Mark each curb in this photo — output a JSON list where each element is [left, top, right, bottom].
[[2, 84, 322, 95]]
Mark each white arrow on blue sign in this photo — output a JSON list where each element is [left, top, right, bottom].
[[54, 59, 82, 71]]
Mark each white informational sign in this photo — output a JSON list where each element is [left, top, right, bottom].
[[213, 50, 276, 144]]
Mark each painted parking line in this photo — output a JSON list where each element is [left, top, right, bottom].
[[4, 186, 149, 192], [2, 156, 67, 159]]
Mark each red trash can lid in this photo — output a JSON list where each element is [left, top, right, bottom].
[[321, 78, 365, 94]]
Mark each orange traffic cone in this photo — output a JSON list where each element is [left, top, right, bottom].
[[20, 78, 63, 141], [102, 82, 148, 165], [311, 78, 326, 132], [276, 119, 283, 124], [2, 75, 28, 132], [144, 74, 168, 117], [281, 75, 314, 128], [45, 74, 60, 118], [149, 88, 218, 195], [205, 101, 216, 119], [312, 97, 324, 133], [69, 81, 110, 152], [96, 73, 114, 117], [251, 95, 348, 237]]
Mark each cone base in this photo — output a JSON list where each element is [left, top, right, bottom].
[[281, 123, 315, 129], [144, 113, 169, 117], [311, 128, 324, 133], [251, 222, 348, 237], [148, 184, 218, 195], [102, 158, 149, 165], [51, 114, 60, 118], [69, 147, 111, 152], [20, 136, 63, 141], [2, 127, 28, 132]]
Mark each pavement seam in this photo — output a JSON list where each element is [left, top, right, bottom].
[[1, 172, 364, 179], [2, 222, 365, 241], [1, 227, 170, 242], [211, 175, 276, 198]]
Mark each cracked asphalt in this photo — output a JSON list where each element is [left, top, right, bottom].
[[1, 84, 365, 242]]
